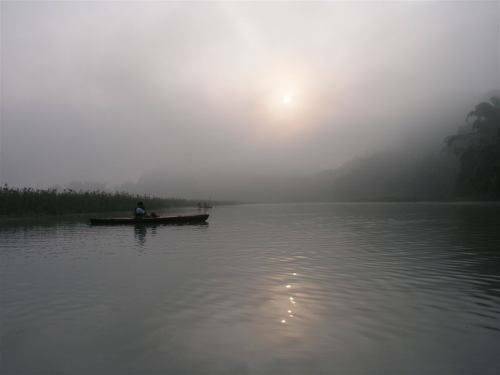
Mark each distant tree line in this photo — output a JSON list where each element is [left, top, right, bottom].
[[282, 94, 499, 203], [314, 94, 500, 202], [0, 186, 196, 216], [446, 96, 500, 199]]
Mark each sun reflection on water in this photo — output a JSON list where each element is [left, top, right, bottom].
[[278, 272, 301, 325]]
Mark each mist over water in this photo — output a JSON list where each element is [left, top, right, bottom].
[[1, 1, 499, 198], [1, 3, 500, 374]]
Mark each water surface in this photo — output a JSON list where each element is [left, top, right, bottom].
[[1, 203, 500, 374]]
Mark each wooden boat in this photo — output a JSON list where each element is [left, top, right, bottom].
[[90, 214, 209, 225]]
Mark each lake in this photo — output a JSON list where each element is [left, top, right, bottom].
[[1, 203, 499, 374]]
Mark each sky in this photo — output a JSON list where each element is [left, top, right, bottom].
[[1, 1, 499, 191]]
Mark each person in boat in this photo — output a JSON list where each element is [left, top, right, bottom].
[[134, 201, 159, 219], [135, 201, 147, 218]]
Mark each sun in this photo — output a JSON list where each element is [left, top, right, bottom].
[[282, 93, 293, 105], [253, 67, 323, 138]]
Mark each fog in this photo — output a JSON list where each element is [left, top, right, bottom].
[[1, 1, 499, 200]]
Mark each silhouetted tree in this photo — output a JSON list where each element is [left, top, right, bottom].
[[446, 96, 500, 199]]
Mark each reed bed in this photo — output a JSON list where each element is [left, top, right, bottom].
[[0, 186, 194, 216]]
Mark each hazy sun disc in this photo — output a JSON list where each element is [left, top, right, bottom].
[[282, 93, 293, 105]]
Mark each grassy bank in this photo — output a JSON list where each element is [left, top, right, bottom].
[[0, 186, 196, 216]]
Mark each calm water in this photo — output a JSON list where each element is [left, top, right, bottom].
[[1, 203, 500, 374]]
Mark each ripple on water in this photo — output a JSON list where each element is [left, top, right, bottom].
[[1, 203, 500, 374]]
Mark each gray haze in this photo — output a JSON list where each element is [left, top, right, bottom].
[[1, 1, 499, 199]]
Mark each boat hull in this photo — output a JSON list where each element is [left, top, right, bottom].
[[90, 214, 209, 225]]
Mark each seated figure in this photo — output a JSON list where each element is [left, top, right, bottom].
[[135, 201, 146, 218]]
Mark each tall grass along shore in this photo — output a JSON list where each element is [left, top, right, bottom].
[[0, 186, 196, 216]]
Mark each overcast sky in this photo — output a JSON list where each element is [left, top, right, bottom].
[[1, 1, 499, 188]]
